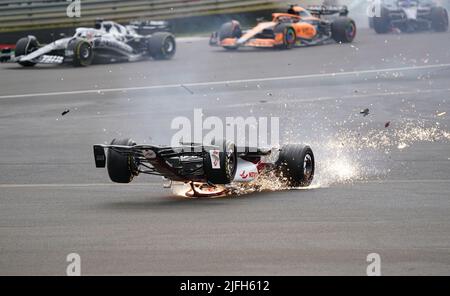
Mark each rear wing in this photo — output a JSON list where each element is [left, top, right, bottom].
[[128, 20, 172, 35], [93, 144, 161, 168], [307, 5, 349, 16]]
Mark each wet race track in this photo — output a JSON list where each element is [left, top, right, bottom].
[[0, 29, 449, 275]]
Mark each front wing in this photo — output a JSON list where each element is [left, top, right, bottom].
[[210, 32, 333, 49]]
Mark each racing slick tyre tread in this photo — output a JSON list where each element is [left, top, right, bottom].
[[15, 36, 39, 67], [331, 17, 356, 43], [274, 24, 296, 49], [373, 7, 391, 34], [276, 144, 315, 187], [203, 139, 237, 184], [218, 21, 242, 50], [148, 32, 176, 60], [431, 7, 449, 32], [72, 40, 93, 67], [107, 138, 137, 183]]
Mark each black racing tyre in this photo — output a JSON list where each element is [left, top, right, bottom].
[[373, 7, 391, 34], [218, 21, 242, 50], [15, 36, 39, 67], [274, 24, 296, 49], [276, 144, 315, 187], [218, 21, 242, 40], [72, 39, 93, 67], [368, 17, 374, 29], [107, 138, 137, 183], [331, 17, 356, 43], [148, 32, 176, 60], [203, 139, 237, 184], [431, 7, 449, 32]]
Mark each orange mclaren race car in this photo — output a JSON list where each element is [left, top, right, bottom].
[[210, 4, 356, 50]]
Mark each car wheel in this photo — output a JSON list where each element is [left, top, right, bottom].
[[148, 32, 176, 60], [72, 40, 93, 67], [107, 138, 138, 183], [15, 36, 39, 67], [431, 7, 449, 32], [218, 21, 242, 50], [274, 24, 296, 49], [373, 7, 391, 34], [276, 144, 314, 187], [331, 17, 356, 43], [203, 139, 237, 184]]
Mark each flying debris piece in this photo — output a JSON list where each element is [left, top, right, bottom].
[[397, 143, 408, 150], [385, 121, 390, 128], [360, 108, 370, 116], [436, 111, 446, 117], [61, 109, 70, 116]]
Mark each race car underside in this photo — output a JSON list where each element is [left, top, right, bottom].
[[95, 144, 206, 182], [94, 143, 271, 182], [93, 143, 270, 197], [93, 138, 315, 198]]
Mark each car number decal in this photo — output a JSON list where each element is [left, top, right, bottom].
[[209, 150, 221, 169]]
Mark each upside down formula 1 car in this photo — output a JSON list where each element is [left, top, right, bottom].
[[209, 4, 356, 50], [93, 139, 315, 197], [369, 0, 448, 33], [13, 20, 176, 67]]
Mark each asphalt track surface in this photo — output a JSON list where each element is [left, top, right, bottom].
[[1, 29, 450, 275]]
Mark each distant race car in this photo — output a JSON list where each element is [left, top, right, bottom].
[[13, 19, 176, 67], [369, 0, 448, 33], [209, 4, 356, 50], [93, 139, 315, 197]]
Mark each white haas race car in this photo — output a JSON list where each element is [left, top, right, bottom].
[[13, 20, 176, 67], [369, 0, 448, 33], [93, 139, 315, 197]]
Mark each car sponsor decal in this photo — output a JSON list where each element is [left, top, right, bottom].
[[94, 38, 133, 53], [39, 55, 64, 64], [239, 170, 257, 179], [209, 150, 220, 169]]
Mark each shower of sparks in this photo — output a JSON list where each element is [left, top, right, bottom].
[[172, 119, 450, 198]]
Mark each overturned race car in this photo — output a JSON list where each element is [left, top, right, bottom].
[[93, 139, 315, 197], [209, 4, 356, 50], [13, 20, 176, 67]]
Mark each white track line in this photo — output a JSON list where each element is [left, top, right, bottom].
[[359, 179, 450, 184], [70, 87, 450, 119], [0, 179, 449, 188], [1, 63, 449, 99], [0, 183, 159, 188], [226, 87, 450, 109]]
